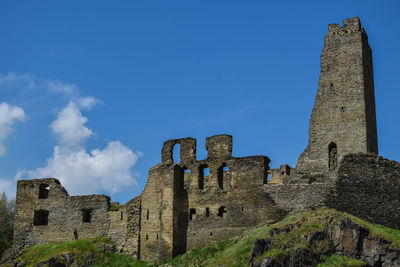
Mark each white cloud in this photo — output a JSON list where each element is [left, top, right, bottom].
[[50, 102, 93, 149], [19, 103, 141, 195], [0, 72, 102, 110], [0, 102, 26, 156]]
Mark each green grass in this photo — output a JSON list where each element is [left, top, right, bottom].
[[17, 236, 112, 267], [317, 254, 366, 267], [94, 252, 151, 267]]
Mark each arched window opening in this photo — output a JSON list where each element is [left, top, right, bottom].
[[172, 143, 180, 163], [198, 165, 209, 190], [189, 208, 196, 220], [217, 206, 227, 217], [330, 83, 334, 91], [328, 143, 338, 171], [38, 184, 49, 199], [217, 164, 229, 189]]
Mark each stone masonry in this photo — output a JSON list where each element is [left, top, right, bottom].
[[11, 17, 400, 263]]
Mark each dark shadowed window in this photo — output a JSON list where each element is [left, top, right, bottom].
[[217, 206, 227, 217], [82, 209, 93, 223], [217, 164, 229, 189], [146, 209, 149, 220], [33, 210, 49, 225], [38, 184, 49, 199], [330, 83, 334, 91], [205, 207, 210, 217], [189, 208, 196, 220], [198, 165, 209, 190], [328, 143, 338, 170]]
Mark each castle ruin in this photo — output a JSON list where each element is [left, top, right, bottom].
[[12, 17, 400, 262]]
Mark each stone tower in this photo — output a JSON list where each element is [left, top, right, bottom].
[[296, 17, 378, 176]]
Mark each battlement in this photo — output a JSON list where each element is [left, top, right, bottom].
[[327, 17, 362, 35]]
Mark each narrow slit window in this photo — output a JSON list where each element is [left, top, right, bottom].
[[198, 165, 209, 190], [340, 107, 344, 112], [217, 164, 229, 189], [330, 83, 334, 91], [328, 142, 338, 171], [146, 234, 148, 241], [189, 208, 196, 220], [120, 211, 123, 220], [146, 209, 149, 220], [205, 207, 210, 217], [184, 168, 192, 180]]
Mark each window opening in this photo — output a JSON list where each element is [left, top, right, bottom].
[[73, 229, 78, 240], [217, 206, 227, 217], [241, 206, 244, 212], [340, 107, 344, 113], [198, 166, 209, 190], [328, 143, 338, 171], [205, 207, 210, 217], [120, 211, 123, 220], [330, 83, 334, 91], [189, 208, 196, 220], [38, 184, 49, 199], [156, 234, 159, 240], [210, 232, 213, 236], [146, 209, 149, 220], [33, 210, 49, 226], [172, 143, 180, 163], [82, 209, 93, 223], [184, 168, 192, 181], [217, 164, 229, 189], [146, 234, 148, 241]]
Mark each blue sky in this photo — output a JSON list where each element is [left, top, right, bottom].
[[0, 1, 399, 203]]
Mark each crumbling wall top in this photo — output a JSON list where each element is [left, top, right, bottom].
[[328, 17, 361, 35], [161, 137, 196, 164], [206, 134, 232, 159]]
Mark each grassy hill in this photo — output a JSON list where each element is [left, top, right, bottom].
[[4, 208, 400, 266]]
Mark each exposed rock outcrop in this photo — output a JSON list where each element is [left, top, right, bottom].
[[249, 215, 400, 267]]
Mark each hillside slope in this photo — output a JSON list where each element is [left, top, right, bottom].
[[2, 208, 400, 266]]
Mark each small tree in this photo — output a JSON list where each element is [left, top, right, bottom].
[[0, 192, 15, 257]]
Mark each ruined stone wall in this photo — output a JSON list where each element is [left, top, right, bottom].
[[122, 196, 141, 258], [327, 154, 400, 229], [139, 135, 288, 261], [13, 178, 111, 249], [297, 17, 378, 176]]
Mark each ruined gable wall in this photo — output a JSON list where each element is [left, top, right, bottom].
[[13, 178, 111, 249]]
